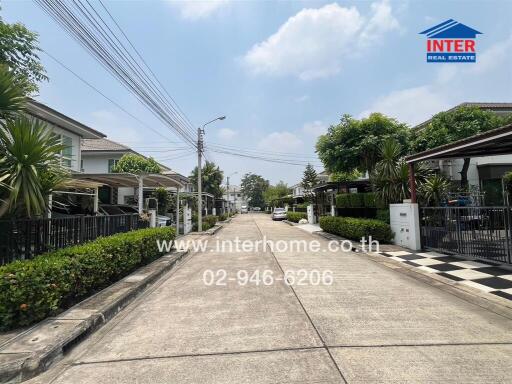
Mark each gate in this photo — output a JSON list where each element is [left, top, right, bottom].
[[420, 206, 512, 264]]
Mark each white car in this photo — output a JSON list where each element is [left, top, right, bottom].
[[272, 208, 287, 221], [241, 205, 248, 214]]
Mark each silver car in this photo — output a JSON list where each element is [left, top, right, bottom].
[[272, 207, 287, 221]]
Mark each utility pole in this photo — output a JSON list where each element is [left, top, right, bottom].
[[197, 127, 203, 231], [197, 116, 226, 232]]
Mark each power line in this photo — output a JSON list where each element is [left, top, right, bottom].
[[35, 0, 198, 148]]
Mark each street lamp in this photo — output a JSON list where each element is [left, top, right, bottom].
[[197, 115, 226, 231]]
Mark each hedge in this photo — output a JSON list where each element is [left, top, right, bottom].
[[0, 227, 175, 331], [376, 209, 390, 224], [319, 216, 393, 243], [286, 212, 307, 223], [192, 214, 218, 231]]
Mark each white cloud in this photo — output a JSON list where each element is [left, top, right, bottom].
[[242, 1, 399, 80], [170, 0, 229, 20], [258, 131, 303, 152], [294, 95, 309, 103], [217, 127, 237, 140], [359, 34, 512, 126], [302, 120, 327, 136]]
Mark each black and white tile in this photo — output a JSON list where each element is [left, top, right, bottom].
[[374, 250, 512, 301]]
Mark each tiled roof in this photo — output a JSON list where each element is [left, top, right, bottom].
[[81, 138, 131, 152]]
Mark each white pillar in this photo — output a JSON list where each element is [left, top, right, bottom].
[[389, 203, 421, 250], [284, 204, 289, 212], [47, 194, 53, 219], [93, 187, 99, 213], [175, 187, 180, 236], [307, 204, 315, 224], [331, 205, 335, 217], [149, 210, 157, 228], [212, 207, 216, 216], [138, 176, 144, 214]]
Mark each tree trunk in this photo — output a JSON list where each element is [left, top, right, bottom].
[[459, 158, 471, 190]]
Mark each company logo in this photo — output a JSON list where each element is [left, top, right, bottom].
[[420, 19, 482, 63]]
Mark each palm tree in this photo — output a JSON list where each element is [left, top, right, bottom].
[[371, 138, 429, 205], [0, 68, 66, 218]]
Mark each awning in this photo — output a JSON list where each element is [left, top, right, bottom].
[[73, 173, 185, 188], [406, 123, 512, 163]]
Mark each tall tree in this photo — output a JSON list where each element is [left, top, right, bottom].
[[240, 173, 269, 209], [412, 106, 512, 189], [0, 16, 48, 94], [264, 181, 290, 206], [316, 113, 410, 174], [112, 153, 161, 174], [189, 161, 224, 198], [302, 164, 318, 203]]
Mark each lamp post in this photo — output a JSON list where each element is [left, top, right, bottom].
[[197, 116, 226, 231], [226, 171, 238, 215]]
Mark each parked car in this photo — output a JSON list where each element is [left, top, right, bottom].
[[241, 205, 248, 214], [272, 207, 287, 221], [252, 207, 261, 212]]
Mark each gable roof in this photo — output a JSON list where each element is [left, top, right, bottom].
[[81, 138, 131, 152], [419, 19, 482, 39], [26, 98, 106, 139], [412, 102, 512, 131]]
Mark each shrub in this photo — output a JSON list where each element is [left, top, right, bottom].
[[0, 227, 175, 331], [319, 216, 393, 243], [218, 213, 228, 221], [348, 193, 364, 207], [363, 192, 377, 208], [286, 212, 307, 223], [376, 209, 390, 224], [336, 194, 350, 208]]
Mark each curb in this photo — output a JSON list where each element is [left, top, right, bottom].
[[282, 220, 297, 226], [312, 230, 512, 318], [0, 250, 189, 384]]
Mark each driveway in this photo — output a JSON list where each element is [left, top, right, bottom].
[[31, 214, 512, 383]]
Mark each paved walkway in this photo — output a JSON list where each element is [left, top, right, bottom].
[[30, 214, 512, 383]]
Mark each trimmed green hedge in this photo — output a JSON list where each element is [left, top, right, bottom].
[[376, 209, 390, 224], [0, 227, 175, 331], [319, 216, 393, 243], [286, 212, 307, 223]]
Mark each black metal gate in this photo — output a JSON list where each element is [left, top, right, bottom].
[[420, 206, 512, 264]]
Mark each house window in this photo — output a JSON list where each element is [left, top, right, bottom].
[[108, 159, 119, 173], [52, 133, 74, 168]]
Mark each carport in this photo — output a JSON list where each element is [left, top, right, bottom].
[[73, 173, 185, 233], [405, 123, 512, 264]]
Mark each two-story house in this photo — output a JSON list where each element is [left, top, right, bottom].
[[81, 138, 192, 205], [413, 102, 512, 204], [26, 99, 106, 172]]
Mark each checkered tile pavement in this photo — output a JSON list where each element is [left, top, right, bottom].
[[374, 250, 512, 301]]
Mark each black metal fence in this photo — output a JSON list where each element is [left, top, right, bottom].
[[0, 214, 149, 265], [421, 206, 512, 264]]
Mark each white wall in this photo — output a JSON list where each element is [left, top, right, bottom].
[[81, 153, 124, 173]]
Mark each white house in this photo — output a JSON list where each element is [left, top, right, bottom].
[[222, 185, 246, 211], [26, 99, 105, 172], [413, 102, 512, 204], [81, 138, 191, 205]]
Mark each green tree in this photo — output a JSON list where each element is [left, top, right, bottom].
[[264, 181, 290, 206], [316, 113, 410, 174], [240, 173, 269, 209], [302, 164, 318, 203], [371, 138, 429, 206], [189, 161, 224, 198], [412, 106, 512, 189], [112, 153, 161, 174], [418, 174, 450, 206], [0, 16, 48, 94]]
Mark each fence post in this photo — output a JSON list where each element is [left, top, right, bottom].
[[79, 216, 85, 243]]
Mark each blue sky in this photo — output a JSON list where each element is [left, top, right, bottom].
[[3, 0, 512, 185]]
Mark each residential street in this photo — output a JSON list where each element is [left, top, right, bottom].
[[30, 214, 512, 384]]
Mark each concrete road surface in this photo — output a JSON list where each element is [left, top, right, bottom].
[[30, 214, 512, 383]]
